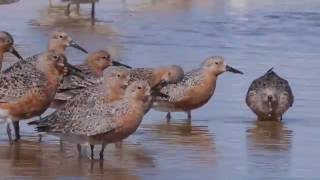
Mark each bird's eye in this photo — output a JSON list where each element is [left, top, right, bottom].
[[53, 55, 58, 59], [117, 74, 121, 78], [215, 62, 219, 65], [59, 35, 64, 39], [137, 86, 142, 90]]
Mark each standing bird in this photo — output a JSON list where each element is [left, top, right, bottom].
[[0, 50, 81, 142], [153, 56, 243, 120], [0, 31, 23, 70], [32, 81, 154, 160], [246, 68, 294, 121], [3, 31, 87, 75], [29, 66, 130, 151], [53, 50, 131, 105]]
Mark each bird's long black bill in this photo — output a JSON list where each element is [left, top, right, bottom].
[[66, 63, 94, 85], [152, 80, 167, 91], [226, 65, 243, 74], [70, 40, 88, 53], [112, 60, 132, 69], [151, 90, 169, 98], [9, 47, 23, 60]]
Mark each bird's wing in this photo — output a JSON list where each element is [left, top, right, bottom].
[[0, 67, 47, 102], [58, 64, 98, 92], [157, 70, 201, 102], [3, 54, 38, 74], [129, 68, 153, 83]]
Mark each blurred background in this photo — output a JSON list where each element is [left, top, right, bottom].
[[0, 0, 320, 179]]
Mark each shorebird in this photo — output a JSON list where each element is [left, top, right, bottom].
[[32, 80, 154, 160], [246, 68, 294, 121], [3, 31, 87, 75], [0, 50, 81, 142], [152, 56, 243, 120], [0, 31, 23, 69], [30, 66, 130, 145], [129, 65, 184, 89], [53, 50, 131, 105]]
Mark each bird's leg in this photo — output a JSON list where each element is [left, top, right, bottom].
[[90, 145, 95, 159], [76, 3, 80, 15], [38, 134, 42, 143], [49, 0, 53, 7], [59, 139, 64, 152], [115, 141, 123, 149], [280, 116, 283, 121], [77, 144, 82, 158], [91, 2, 95, 19], [6, 122, 12, 144], [187, 111, 191, 120], [65, 3, 71, 16], [37, 115, 42, 142], [166, 112, 171, 121], [91, 2, 96, 26], [99, 143, 107, 160], [12, 121, 20, 141]]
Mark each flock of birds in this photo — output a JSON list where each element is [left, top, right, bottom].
[[0, 31, 294, 160]]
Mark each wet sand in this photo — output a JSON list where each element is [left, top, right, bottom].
[[1, 0, 320, 179]]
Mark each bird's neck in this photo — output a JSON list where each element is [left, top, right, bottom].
[[102, 84, 125, 103], [202, 69, 218, 84], [37, 63, 62, 92], [48, 43, 66, 54], [152, 68, 166, 87], [87, 61, 104, 77]]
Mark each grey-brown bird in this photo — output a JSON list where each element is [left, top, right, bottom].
[[152, 56, 243, 120], [246, 68, 294, 121], [33, 80, 154, 160], [0, 50, 81, 142], [53, 50, 131, 106]]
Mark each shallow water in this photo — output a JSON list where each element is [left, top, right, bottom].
[[0, 0, 320, 179]]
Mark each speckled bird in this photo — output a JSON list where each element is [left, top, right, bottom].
[[53, 50, 131, 105], [33, 80, 153, 160], [0, 50, 80, 142], [29, 66, 130, 153], [246, 68, 294, 121], [153, 56, 243, 120], [0, 31, 23, 70]]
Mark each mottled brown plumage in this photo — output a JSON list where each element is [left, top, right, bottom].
[[34, 80, 152, 160], [53, 50, 131, 104], [129, 65, 184, 88], [153, 56, 243, 120], [246, 68, 294, 121], [0, 50, 76, 142]]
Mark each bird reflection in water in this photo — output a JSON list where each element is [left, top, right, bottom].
[[246, 121, 293, 178], [0, 140, 153, 179], [140, 119, 216, 166]]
